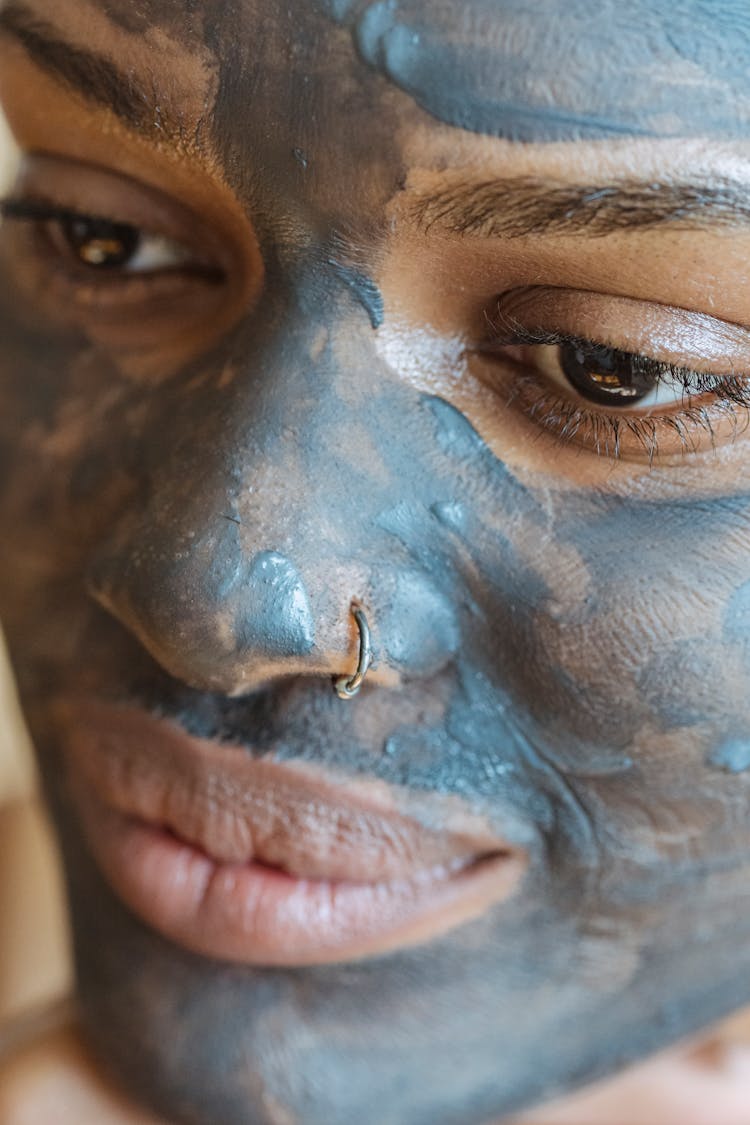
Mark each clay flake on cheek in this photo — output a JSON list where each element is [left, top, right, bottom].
[[327, 0, 750, 141]]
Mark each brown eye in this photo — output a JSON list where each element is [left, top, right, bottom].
[[0, 199, 199, 275], [59, 215, 141, 268], [559, 341, 659, 406], [48, 213, 199, 274]]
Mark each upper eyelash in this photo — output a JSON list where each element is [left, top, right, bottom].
[[0, 198, 131, 228], [484, 320, 750, 461], [487, 322, 750, 406], [0, 198, 223, 291]]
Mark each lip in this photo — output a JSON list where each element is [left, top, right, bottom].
[[57, 699, 526, 966]]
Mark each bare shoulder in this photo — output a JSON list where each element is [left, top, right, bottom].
[[510, 1033, 750, 1125], [0, 1021, 162, 1125]]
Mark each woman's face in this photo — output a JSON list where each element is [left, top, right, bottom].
[[3, 1, 750, 1122]]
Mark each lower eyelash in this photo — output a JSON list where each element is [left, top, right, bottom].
[[484, 319, 750, 460], [513, 374, 750, 462]]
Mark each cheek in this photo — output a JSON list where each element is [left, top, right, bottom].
[[541, 494, 750, 737], [430, 428, 750, 833], [0, 351, 143, 567]]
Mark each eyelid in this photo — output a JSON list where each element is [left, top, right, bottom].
[[0, 197, 220, 279], [472, 288, 750, 463], [486, 285, 750, 375], [0, 154, 265, 380], [5, 152, 236, 276], [499, 333, 750, 408]]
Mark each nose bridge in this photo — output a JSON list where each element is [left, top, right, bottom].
[[88, 292, 459, 694]]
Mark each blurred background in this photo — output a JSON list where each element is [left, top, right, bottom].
[[0, 114, 71, 1028]]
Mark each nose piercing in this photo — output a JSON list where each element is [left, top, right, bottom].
[[333, 604, 373, 700]]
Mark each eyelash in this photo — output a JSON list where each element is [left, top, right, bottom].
[[2, 198, 111, 225], [3, 199, 748, 462], [0, 197, 215, 297], [485, 326, 750, 462], [1, 198, 136, 259]]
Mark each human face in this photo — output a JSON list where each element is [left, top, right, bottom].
[[3, 2, 750, 1123]]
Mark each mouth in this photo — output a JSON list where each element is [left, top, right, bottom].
[[57, 699, 526, 966]]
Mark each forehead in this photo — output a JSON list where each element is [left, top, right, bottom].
[[99, 0, 750, 141], [7, 0, 750, 146], [328, 0, 750, 141]]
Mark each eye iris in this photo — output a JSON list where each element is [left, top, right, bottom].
[[559, 341, 658, 407], [61, 215, 140, 269]]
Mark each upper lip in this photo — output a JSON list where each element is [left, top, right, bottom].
[[60, 699, 511, 883]]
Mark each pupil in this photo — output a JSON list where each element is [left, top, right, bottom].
[[559, 341, 658, 407], [62, 216, 140, 269]]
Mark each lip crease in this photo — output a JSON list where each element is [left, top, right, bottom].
[[56, 699, 526, 966]]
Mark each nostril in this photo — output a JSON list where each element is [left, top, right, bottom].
[[85, 529, 321, 692], [86, 511, 453, 696], [237, 551, 315, 657]]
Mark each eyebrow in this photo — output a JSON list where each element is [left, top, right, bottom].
[[409, 177, 750, 239], [4, 1, 747, 246], [0, 2, 188, 145]]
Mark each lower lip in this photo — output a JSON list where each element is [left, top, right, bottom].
[[75, 791, 523, 967]]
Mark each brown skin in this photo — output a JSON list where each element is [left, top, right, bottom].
[[4, 2, 750, 1123], [6, 1022, 750, 1125]]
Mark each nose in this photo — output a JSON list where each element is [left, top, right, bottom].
[[87, 290, 459, 695]]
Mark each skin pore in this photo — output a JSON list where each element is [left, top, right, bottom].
[[3, 1, 750, 1122]]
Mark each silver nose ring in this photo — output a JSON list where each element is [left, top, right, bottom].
[[333, 604, 373, 699]]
